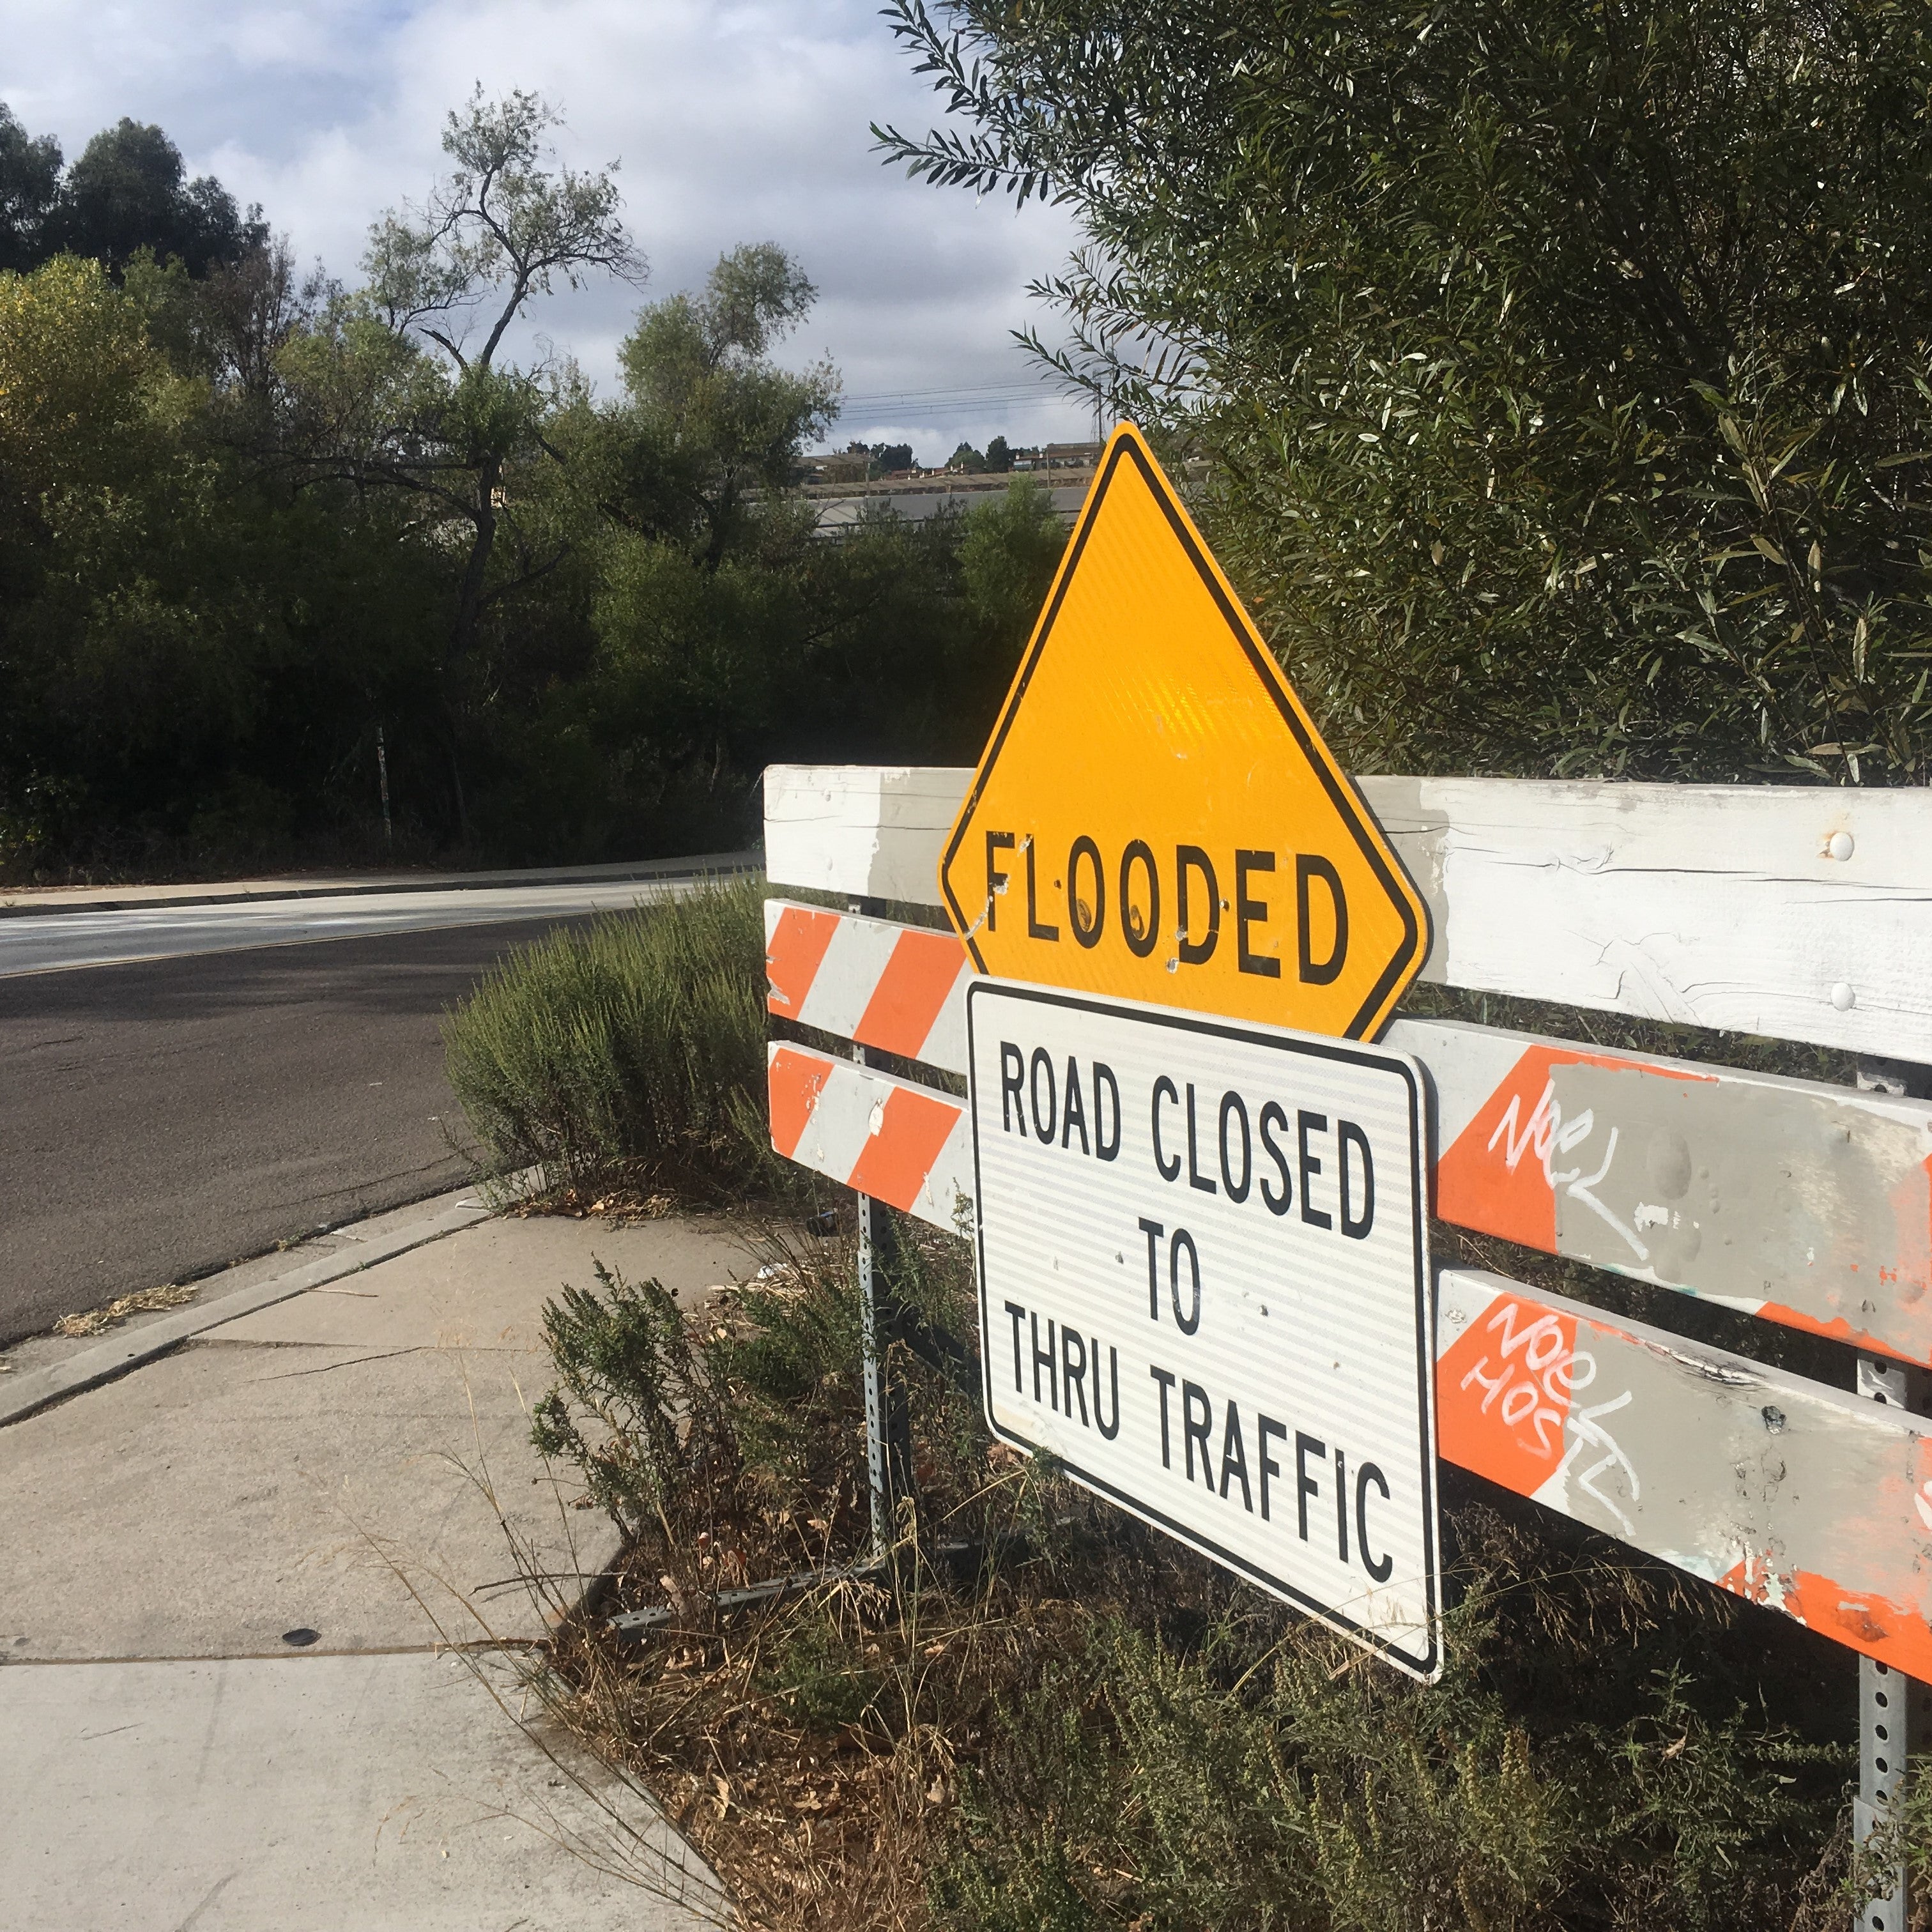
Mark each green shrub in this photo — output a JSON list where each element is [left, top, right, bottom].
[[529, 1263, 739, 1545], [880, 0, 1932, 785], [930, 1503, 1850, 1932], [528, 1204, 1860, 1930], [529, 1230, 872, 1571], [758, 1609, 889, 1736], [440, 871, 778, 1201]]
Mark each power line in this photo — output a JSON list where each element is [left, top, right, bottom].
[[837, 398, 1080, 422], [837, 379, 1069, 406]]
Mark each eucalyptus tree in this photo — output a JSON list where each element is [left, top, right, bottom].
[[0, 104, 263, 279], [610, 242, 839, 565], [360, 87, 644, 674], [0, 105, 60, 273], [281, 88, 643, 835], [56, 118, 265, 277]]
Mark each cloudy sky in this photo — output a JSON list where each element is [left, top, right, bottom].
[[3, 0, 1095, 461]]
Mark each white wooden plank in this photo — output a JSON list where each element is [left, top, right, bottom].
[[1437, 1266, 1932, 1678], [766, 1043, 970, 1230], [763, 899, 969, 1071], [764, 763, 1932, 1059], [762, 765, 970, 904], [1395, 1014, 1932, 1367], [1363, 775, 1932, 1062]]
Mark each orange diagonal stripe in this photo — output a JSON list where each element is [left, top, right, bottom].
[[847, 1085, 963, 1211], [855, 928, 968, 1061], [767, 1046, 834, 1158], [765, 905, 839, 1018]]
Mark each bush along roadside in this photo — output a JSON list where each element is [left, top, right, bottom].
[[516, 1210, 1917, 1932], [441, 872, 792, 1206]]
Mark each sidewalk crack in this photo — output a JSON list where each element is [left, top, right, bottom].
[[170, 1870, 236, 1931], [256, 1346, 425, 1379]]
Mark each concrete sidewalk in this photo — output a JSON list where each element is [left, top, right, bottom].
[[0, 1190, 751, 1929]]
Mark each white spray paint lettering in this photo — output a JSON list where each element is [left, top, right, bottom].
[[1457, 1297, 1641, 1536], [1486, 1077, 1652, 1263]]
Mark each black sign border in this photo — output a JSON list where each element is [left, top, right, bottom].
[[940, 428, 1429, 1042], [965, 976, 1441, 1681]]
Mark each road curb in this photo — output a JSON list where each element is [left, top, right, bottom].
[[0, 1197, 498, 1427], [0, 849, 760, 919]]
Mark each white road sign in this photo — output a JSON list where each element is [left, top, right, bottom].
[[967, 979, 1442, 1679]]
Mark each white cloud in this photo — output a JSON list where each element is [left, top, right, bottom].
[[3, 0, 1094, 461]]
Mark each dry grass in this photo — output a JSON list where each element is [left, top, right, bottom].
[[52, 1280, 197, 1337], [527, 1462, 1141, 1932], [494, 1211, 1873, 1932], [501, 1184, 686, 1223]]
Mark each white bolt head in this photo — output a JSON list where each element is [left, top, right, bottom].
[[1831, 981, 1856, 1011], [1827, 830, 1855, 861]]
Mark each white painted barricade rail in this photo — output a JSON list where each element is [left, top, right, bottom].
[[763, 896, 967, 1071], [1376, 777, 1932, 1061], [767, 898, 1932, 1368], [1436, 1268, 1932, 1684], [767, 1043, 970, 1234], [765, 764, 1932, 1062], [762, 765, 976, 907]]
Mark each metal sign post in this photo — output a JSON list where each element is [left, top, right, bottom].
[[1851, 1055, 1929, 1931], [1855, 1351, 1928, 1930], [848, 895, 908, 1567], [854, 1061, 893, 1567]]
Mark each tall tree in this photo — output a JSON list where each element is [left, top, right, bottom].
[[279, 88, 642, 838], [360, 88, 642, 679], [612, 242, 839, 565], [0, 105, 61, 273], [54, 118, 264, 275]]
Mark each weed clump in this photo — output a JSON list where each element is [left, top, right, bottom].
[[530, 1264, 742, 1547], [441, 872, 782, 1203], [521, 1216, 1870, 1932]]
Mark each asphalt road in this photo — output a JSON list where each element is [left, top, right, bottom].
[[0, 916, 608, 1348]]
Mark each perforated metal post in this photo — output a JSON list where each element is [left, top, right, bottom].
[[854, 1077, 893, 1564], [1855, 1351, 1929, 1931], [1850, 1055, 1931, 1930], [850, 896, 894, 1565]]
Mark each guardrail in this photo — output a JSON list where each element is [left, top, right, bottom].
[[762, 760, 1932, 1926]]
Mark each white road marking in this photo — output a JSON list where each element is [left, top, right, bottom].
[[0, 878, 707, 977]]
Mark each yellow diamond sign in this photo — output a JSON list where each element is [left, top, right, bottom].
[[940, 423, 1429, 1041]]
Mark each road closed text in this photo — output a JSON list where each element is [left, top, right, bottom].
[[967, 980, 1441, 1678]]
